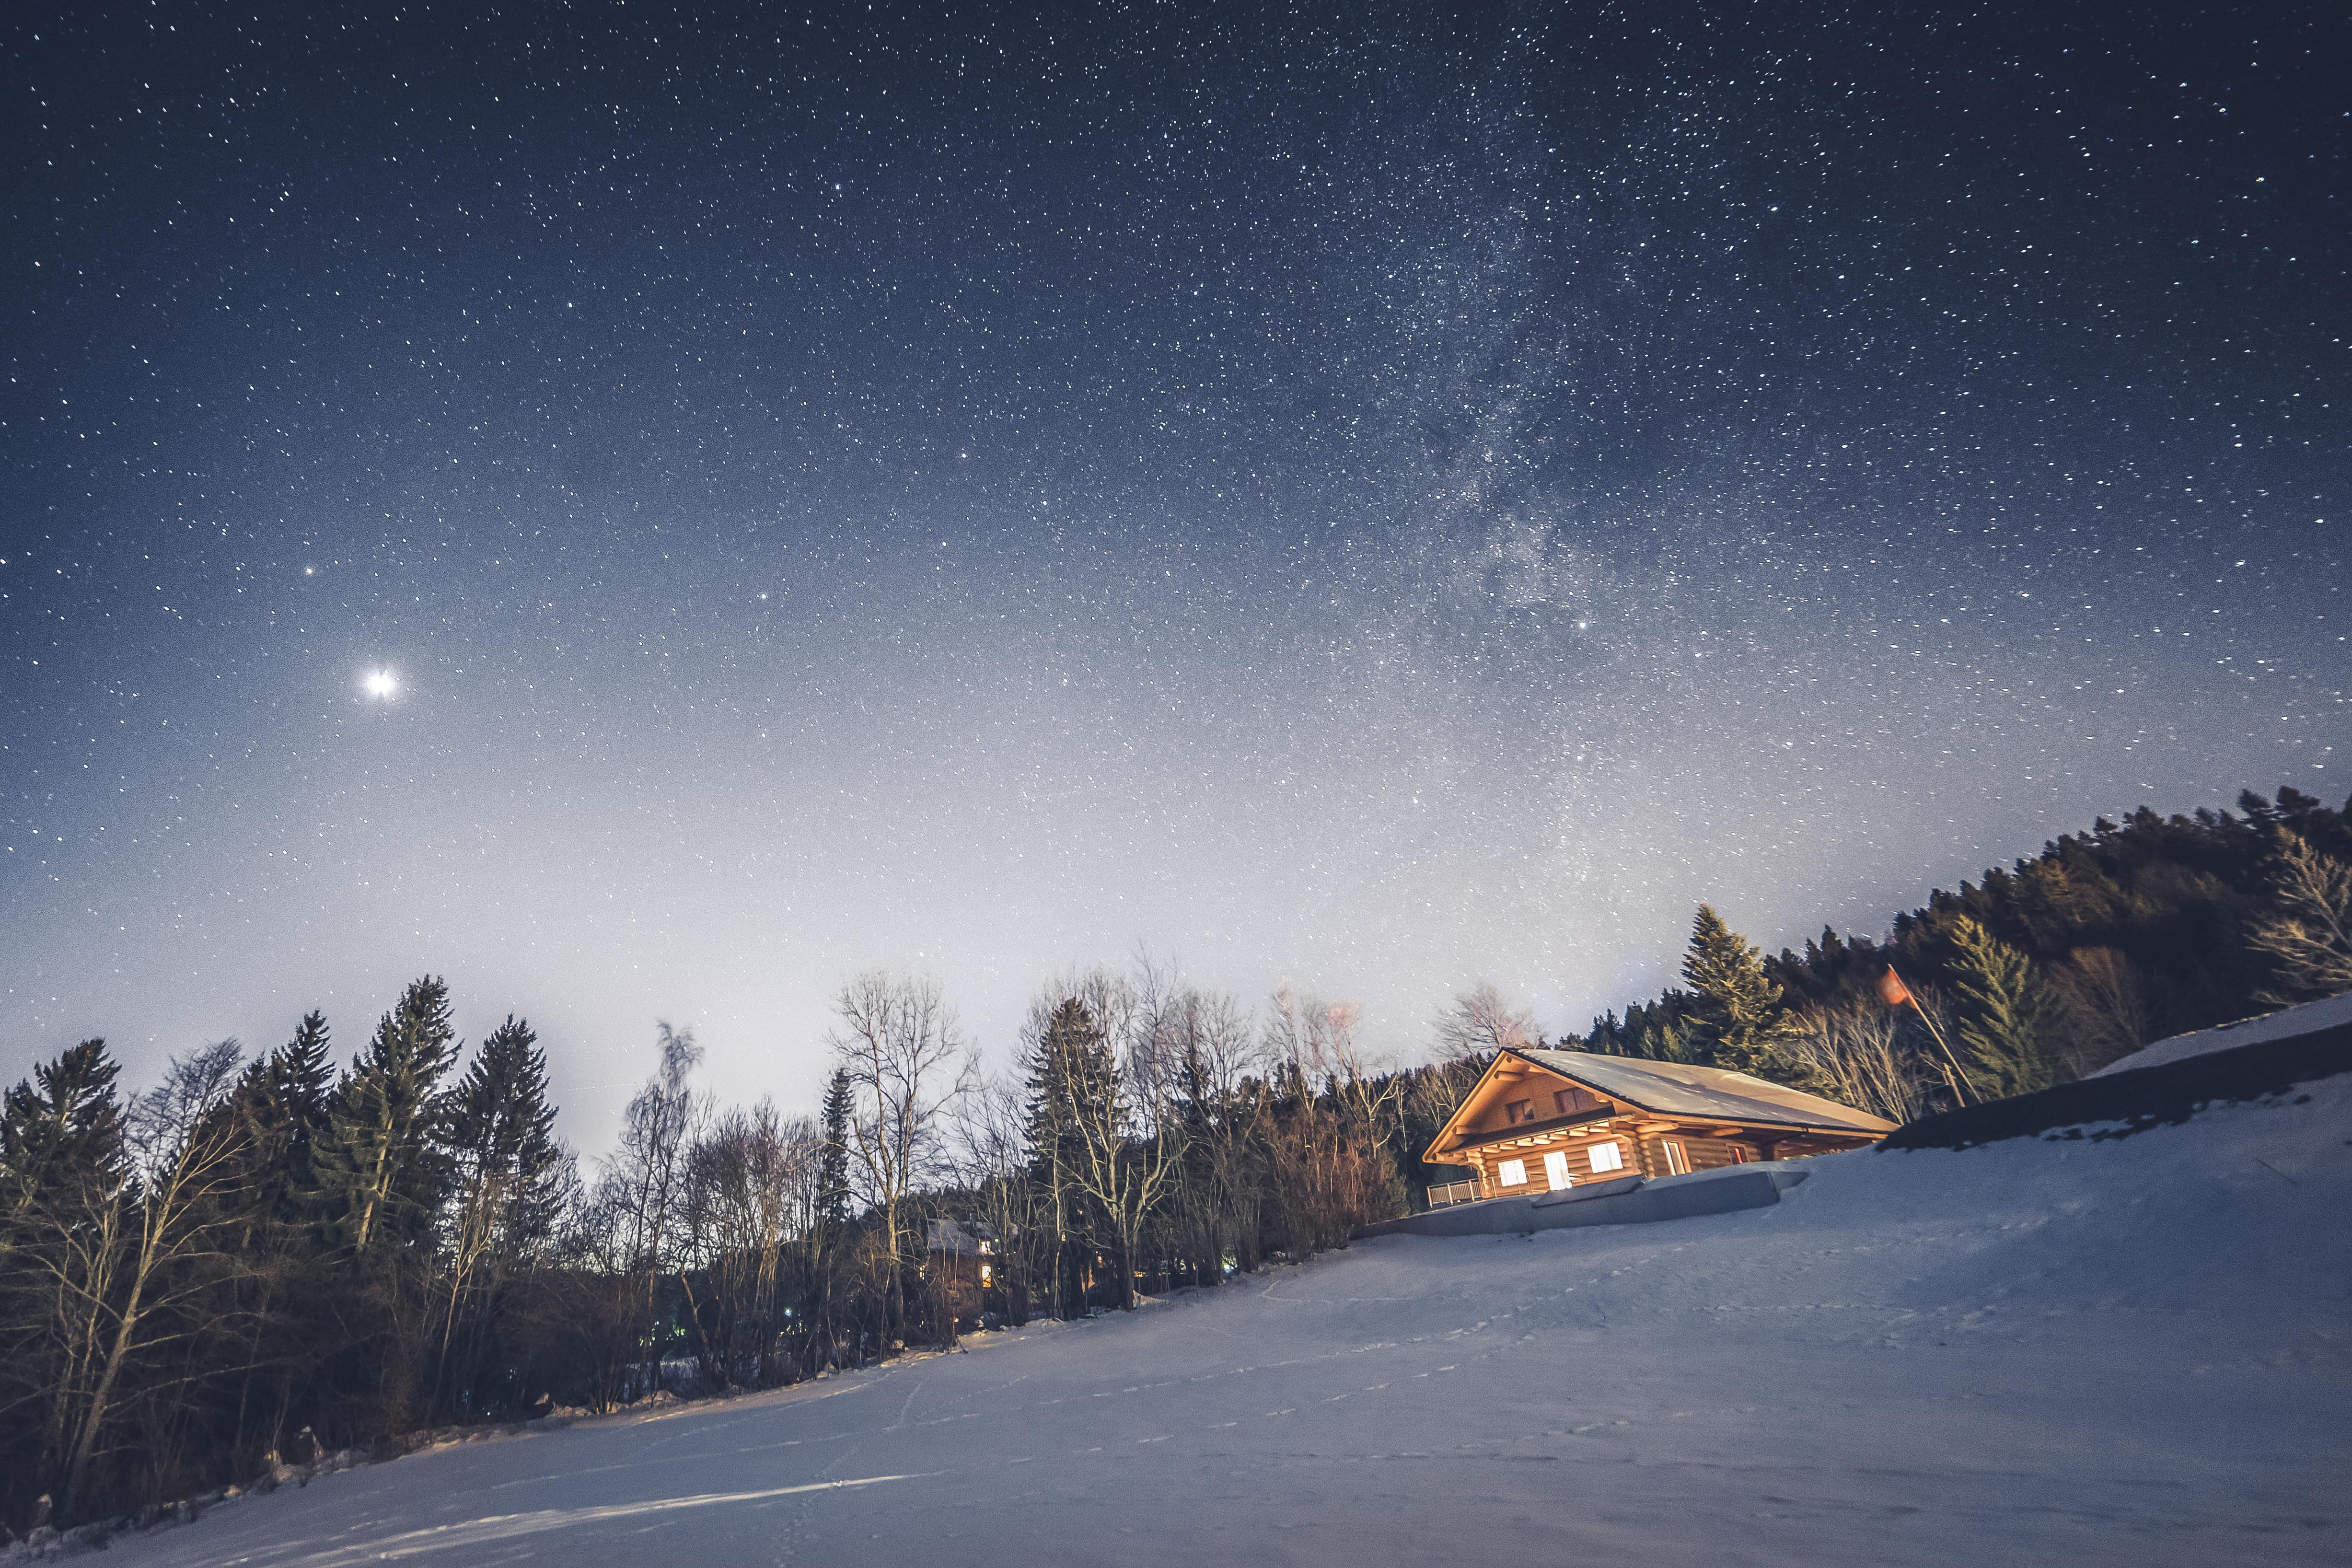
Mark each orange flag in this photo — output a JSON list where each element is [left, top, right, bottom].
[[1877, 966, 1914, 1009]]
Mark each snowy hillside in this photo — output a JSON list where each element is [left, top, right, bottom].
[[93, 1071, 2350, 1568]]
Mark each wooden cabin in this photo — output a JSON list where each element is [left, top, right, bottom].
[[1420, 1047, 1899, 1206]]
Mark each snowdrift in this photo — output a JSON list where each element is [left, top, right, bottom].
[[83, 1066, 2352, 1568]]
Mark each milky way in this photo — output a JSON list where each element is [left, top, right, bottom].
[[4, 2, 2344, 1141]]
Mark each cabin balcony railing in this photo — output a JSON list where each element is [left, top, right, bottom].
[[1426, 1180, 1480, 1209]]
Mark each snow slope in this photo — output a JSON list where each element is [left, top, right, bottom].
[[2092, 988, 2352, 1077], [100, 1076, 2351, 1568]]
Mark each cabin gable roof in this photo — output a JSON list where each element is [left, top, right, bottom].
[[1511, 1049, 1900, 1135], [1421, 1046, 1897, 1167]]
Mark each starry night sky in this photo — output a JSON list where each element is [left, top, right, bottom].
[[4, 1, 2345, 1141]]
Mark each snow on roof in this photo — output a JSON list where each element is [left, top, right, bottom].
[[2089, 988, 2352, 1079], [926, 1218, 999, 1255], [1508, 1048, 1901, 1134]]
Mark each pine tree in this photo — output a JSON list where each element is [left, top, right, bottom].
[[1634, 993, 1706, 1065], [193, 1018, 335, 1480], [232, 1011, 335, 1224], [1023, 999, 1112, 1316], [1585, 1010, 1627, 1055], [275, 1011, 335, 1149], [445, 1017, 565, 1257], [1024, 999, 1111, 1183], [1947, 916, 2068, 1099], [0, 1039, 124, 1230], [1680, 905, 1803, 1080], [809, 1068, 854, 1359], [437, 1016, 565, 1414], [816, 1069, 853, 1237], [310, 977, 461, 1255]]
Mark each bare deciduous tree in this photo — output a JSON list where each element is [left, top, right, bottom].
[[21, 1042, 261, 1517], [1430, 981, 1536, 1061], [2248, 831, 2352, 1004], [1165, 987, 1264, 1281], [827, 972, 965, 1347], [1782, 999, 1938, 1126], [948, 1058, 1040, 1323], [596, 1022, 702, 1396], [1086, 968, 1191, 1311], [679, 1102, 816, 1388], [2048, 947, 2159, 1075]]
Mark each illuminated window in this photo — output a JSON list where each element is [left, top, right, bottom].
[[980, 1264, 993, 1286], [1505, 1099, 1535, 1125], [1542, 1150, 1571, 1190], [1497, 1159, 1528, 1186], [1589, 1141, 1624, 1174], [1661, 1139, 1690, 1175]]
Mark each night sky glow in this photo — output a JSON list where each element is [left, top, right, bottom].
[[4, 3, 2345, 1143]]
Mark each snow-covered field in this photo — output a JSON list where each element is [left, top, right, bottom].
[[104, 1073, 2351, 1567]]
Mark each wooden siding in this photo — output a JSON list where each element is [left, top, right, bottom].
[[1463, 1127, 1651, 1196], [1466, 1126, 1798, 1194], [1643, 1134, 1765, 1175]]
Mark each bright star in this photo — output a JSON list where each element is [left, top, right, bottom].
[[363, 670, 398, 700]]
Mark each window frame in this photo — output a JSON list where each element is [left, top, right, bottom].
[[1588, 1140, 1625, 1174], [1497, 1158, 1528, 1187]]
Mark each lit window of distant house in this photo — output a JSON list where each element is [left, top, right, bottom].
[[1661, 1139, 1690, 1175], [1498, 1159, 1528, 1186], [1505, 1098, 1536, 1125], [980, 1264, 993, 1286], [1554, 1086, 1599, 1116], [1542, 1150, 1572, 1190], [1588, 1141, 1624, 1173]]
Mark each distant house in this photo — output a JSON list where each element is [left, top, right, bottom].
[[1419, 1047, 1898, 1207], [925, 1217, 1007, 1324]]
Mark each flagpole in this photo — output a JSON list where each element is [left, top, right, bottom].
[[1882, 966, 1974, 1107]]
